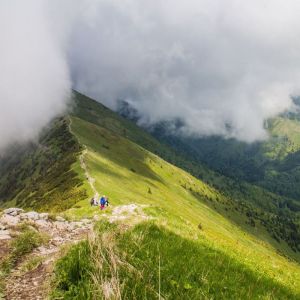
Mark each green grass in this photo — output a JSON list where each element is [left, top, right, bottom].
[[0, 118, 88, 212], [62, 114, 300, 297], [1, 91, 299, 298], [52, 221, 300, 299], [0, 227, 48, 283], [19, 256, 44, 274]]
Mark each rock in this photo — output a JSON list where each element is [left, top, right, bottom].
[[0, 224, 6, 230], [0, 229, 11, 240], [66, 223, 75, 231], [72, 221, 83, 228], [52, 236, 64, 244], [81, 218, 92, 224], [35, 219, 51, 228], [56, 216, 65, 222], [109, 215, 127, 223], [39, 213, 49, 220], [0, 214, 20, 226], [54, 221, 68, 230], [93, 215, 100, 221], [112, 204, 138, 216], [20, 211, 40, 221], [4, 208, 24, 216]]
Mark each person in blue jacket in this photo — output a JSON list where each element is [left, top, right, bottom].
[[100, 195, 106, 210]]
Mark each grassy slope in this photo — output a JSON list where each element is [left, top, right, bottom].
[[52, 222, 299, 299], [265, 117, 300, 159], [64, 114, 300, 297], [0, 118, 89, 212], [71, 92, 300, 253], [159, 114, 300, 202], [69, 92, 300, 253]]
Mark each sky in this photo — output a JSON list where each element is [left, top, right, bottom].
[[1, 0, 300, 151]]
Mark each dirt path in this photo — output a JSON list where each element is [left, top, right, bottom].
[[2, 211, 92, 300], [5, 227, 90, 300], [79, 149, 99, 199], [68, 117, 99, 200], [1, 203, 149, 299]]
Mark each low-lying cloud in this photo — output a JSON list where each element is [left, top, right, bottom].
[[0, 0, 71, 151], [71, 0, 300, 142], [1, 0, 300, 150]]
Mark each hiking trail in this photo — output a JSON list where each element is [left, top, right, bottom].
[[80, 148, 99, 199], [0, 209, 92, 300], [0, 204, 149, 299]]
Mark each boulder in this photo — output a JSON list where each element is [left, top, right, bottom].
[[81, 218, 92, 224], [4, 208, 24, 216], [39, 213, 49, 220], [56, 216, 65, 222], [35, 219, 51, 228], [54, 221, 68, 230], [20, 211, 40, 221], [0, 214, 20, 226], [72, 221, 83, 228], [0, 230, 11, 240]]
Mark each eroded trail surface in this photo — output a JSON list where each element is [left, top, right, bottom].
[[0, 209, 92, 300], [0, 203, 149, 300], [80, 149, 99, 200]]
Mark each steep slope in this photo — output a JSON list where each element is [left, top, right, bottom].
[[1, 91, 300, 298], [0, 118, 89, 211], [150, 111, 300, 203], [72, 92, 300, 254], [52, 97, 300, 298]]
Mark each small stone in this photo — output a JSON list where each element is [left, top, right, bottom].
[[4, 208, 24, 216], [81, 218, 91, 224], [93, 215, 100, 221], [0, 229, 11, 240], [0, 214, 20, 226], [54, 221, 68, 230], [35, 219, 50, 228], [39, 213, 49, 220], [56, 216, 65, 222], [20, 211, 40, 221], [72, 221, 83, 228]]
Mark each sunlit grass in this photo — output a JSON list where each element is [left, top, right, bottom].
[[63, 116, 300, 296]]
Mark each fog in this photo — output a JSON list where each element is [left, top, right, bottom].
[[1, 0, 300, 150], [0, 0, 71, 151]]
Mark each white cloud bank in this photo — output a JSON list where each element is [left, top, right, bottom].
[[2, 0, 300, 149], [0, 0, 71, 151]]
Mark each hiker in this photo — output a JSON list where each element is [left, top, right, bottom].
[[90, 197, 95, 206], [105, 196, 109, 207], [100, 195, 106, 210]]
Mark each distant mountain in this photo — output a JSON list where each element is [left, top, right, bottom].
[[149, 112, 300, 205]]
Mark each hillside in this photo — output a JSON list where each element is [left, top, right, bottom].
[[149, 109, 300, 204], [72, 92, 300, 254], [0, 91, 300, 298]]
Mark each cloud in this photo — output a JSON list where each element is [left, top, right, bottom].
[[70, 0, 300, 142], [1, 0, 300, 149], [0, 0, 71, 151]]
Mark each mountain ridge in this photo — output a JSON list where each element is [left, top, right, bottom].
[[0, 91, 300, 298]]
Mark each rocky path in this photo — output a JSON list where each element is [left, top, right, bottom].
[[0, 204, 149, 299], [0, 209, 93, 300]]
